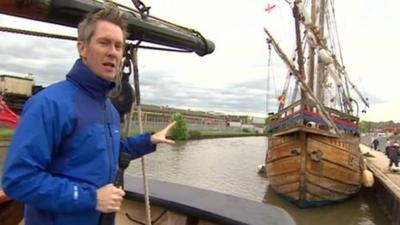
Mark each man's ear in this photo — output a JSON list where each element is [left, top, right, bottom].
[[77, 41, 86, 58]]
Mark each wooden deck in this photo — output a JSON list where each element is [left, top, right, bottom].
[[360, 145, 400, 225]]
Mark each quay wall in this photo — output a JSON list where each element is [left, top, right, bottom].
[[364, 152, 400, 225]]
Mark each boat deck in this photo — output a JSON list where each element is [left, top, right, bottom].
[[124, 175, 296, 225], [360, 145, 400, 224]]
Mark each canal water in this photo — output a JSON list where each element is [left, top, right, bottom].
[[127, 136, 390, 225], [0, 137, 391, 225]]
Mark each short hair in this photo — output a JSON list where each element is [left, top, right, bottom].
[[77, 2, 128, 43]]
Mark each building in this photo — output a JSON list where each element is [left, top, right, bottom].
[[0, 74, 39, 114], [0, 73, 267, 132], [131, 104, 228, 130]]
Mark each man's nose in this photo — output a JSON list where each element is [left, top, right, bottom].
[[107, 45, 120, 57]]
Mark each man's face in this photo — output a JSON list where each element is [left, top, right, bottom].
[[78, 20, 124, 81]]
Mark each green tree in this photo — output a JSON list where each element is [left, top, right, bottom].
[[171, 113, 188, 141], [359, 120, 374, 133]]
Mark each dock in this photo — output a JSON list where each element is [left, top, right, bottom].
[[360, 144, 400, 225]]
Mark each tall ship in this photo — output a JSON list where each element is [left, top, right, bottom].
[[264, 0, 370, 207]]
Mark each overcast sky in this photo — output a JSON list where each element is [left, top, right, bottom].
[[0, 0, 399, 123]]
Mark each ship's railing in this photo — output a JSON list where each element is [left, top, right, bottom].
[[267, 99, 359, 135]]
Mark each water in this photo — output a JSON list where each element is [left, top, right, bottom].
[[128, 137, 268, 201], [127, 136, 390, 225], [0, 137, 391, 225]]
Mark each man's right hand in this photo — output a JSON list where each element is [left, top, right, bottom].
[[96, 184, 125, 213]]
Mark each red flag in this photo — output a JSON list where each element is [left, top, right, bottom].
[[265, 3, 276, 13], [0, 98, 19, 129]]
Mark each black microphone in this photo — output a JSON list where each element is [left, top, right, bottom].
[[99, 152, 131, 225]]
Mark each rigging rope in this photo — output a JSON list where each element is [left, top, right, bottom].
[[104, 1, 152, 223], [329, 0, 344, 65], [0, 25, 192, 53], [121, 45, 153, 225], [266, 40, 280, 113], [129, 46, 153, 225], [0, 26, 77, 41], [266, 41, 272, 114], [326, 0, 355, 112], [328, 0, 354, 106], [290, 34, 308, 106]]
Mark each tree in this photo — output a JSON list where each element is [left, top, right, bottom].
[[170, 113, 188, 141], [359, 120, 375, 134]]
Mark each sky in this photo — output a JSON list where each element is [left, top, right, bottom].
[[0, 0, 399, 123]]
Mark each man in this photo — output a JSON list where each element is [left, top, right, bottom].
[[2, 3, 175, 225], [387, 142, 399, 170], [372, 138, 379, 151]]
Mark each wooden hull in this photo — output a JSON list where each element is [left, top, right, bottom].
[[1, 176, 296, 225], [266, 129, 363, 208]]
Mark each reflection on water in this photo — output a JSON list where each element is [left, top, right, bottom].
[[127, 136, 390, 225], [264, 187, 389, 225], [128, 137, 268, 201]]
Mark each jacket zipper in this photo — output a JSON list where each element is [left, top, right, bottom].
[[103, 103, 114, 183]]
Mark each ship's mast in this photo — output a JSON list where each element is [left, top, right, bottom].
[[293, 3, 306, 100], [307, 0, 317, 93], [264, 28, 340, 134], [316, 0, 326, 102]]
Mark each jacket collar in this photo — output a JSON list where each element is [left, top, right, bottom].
[[66, 59, 115, 100]]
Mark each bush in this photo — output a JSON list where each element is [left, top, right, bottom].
[[188, 130, 202, 139], [242, 128, 251, 133], [170, 113, 188, 141]]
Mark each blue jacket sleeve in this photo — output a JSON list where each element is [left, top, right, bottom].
[[120, 133, 156, 159], [1, 96, 96, 213]]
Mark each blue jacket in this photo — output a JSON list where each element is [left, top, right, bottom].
[[2, 59, 156, 225]]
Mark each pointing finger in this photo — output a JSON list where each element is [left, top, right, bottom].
[[163, 139, 175, 145], [163, 121, 176, 131]]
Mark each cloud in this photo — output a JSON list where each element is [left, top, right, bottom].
[[0, 31, 76, 85], [361, 102, 400, 123], [139, 72, 270, 115], [0, 0, 399, 123]]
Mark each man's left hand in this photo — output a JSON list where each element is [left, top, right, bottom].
[[150, 121, 176, 145]]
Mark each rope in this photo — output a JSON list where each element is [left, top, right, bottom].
[[0, 26, 77, 41], [129, 48, 152, 225], [139, 107, 152, 225], [290, 34, 308, 106], [125, 210, 167, 224], [266, 41, 272, 113], [120, 44, 152, 225], [0, 25, 192, 53], [328, 0, 355, 105]]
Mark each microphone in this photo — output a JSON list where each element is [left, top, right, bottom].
[[98, 152, 132, 225]]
